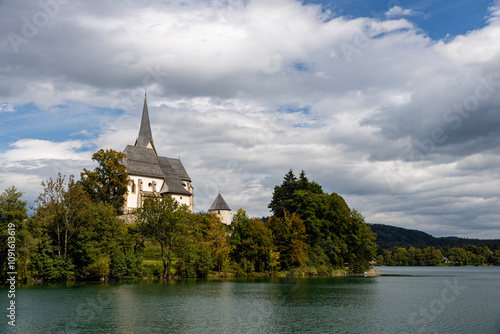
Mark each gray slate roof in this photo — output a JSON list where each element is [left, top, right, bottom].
[[123, 145, 192, 196], [209, 193, 231, 211]]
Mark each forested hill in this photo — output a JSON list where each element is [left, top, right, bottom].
[[370, 224, 500, 250]]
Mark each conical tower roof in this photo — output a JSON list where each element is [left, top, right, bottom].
[[209, 193, 231, 211], [135, 94, 156, 152]]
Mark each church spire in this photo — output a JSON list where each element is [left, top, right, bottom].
[[135, 92, 157, 154]]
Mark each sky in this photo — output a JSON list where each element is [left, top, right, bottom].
[[1, 0, 499, 239]]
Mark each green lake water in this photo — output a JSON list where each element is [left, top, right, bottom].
[[1, 266, 500, 333]]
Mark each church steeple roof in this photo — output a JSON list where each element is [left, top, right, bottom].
[[135, 93, 156, 153]]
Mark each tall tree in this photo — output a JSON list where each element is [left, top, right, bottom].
[[350, 209, 377, 271], [36, 174, 89, 260], [80, 149, 128, 212], [136, 196, 191, 278], [203, 213, 232, 274], [267, 211, 308, 270], [230, 209, 273, 272], [268, 170, 378, 272], [0, 186, 28, 279], [268, 169, 298, 217]]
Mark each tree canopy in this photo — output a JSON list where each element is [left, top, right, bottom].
[[136, 196, 191, 278], [268, 170, 377, 272], [80, 149, 128, 212]]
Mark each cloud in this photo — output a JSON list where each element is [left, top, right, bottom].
[[0, 138, 95, 208], [1, 139, 90, 166], [434, 3, 500, 66], [385, 6, 423, 18], [1, 0, 500, 238], [0, 103, 15, 112]]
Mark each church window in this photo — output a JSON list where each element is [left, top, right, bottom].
[[131, 182, 136, 194], [180, 196, 182, 200]]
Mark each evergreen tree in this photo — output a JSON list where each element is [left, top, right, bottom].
[[268, 170, 378, 272]]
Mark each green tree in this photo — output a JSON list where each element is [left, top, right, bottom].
[[268, 169, 298, 217], [80, 149, 128, 212], [269, 169, 324, 218], [424, 246, 443, 266], [392, 247, 410, 266], [268, 170, 378, 272], [35, 173, 88, 260], [0, 186, 28, 279], [71, 201, 142, 279], [136, 196, 191, 278], [350, 209, 377, 271], [203, 213, 232, 274], [267, 211, 308, 270], [230, 209, 273, 272]]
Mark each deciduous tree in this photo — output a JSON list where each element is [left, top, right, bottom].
[[267, 211, 308, 269], [136, 196, 191, 278], [0, 186, 28, 279], [80, 149, 128, 212]]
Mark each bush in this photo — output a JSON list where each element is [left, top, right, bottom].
[[83, 257, 110, 279]]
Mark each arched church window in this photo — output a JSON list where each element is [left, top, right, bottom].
[[131, 181, 136, 194]]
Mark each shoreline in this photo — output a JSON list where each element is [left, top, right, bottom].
[[3, 268, 382, 286]]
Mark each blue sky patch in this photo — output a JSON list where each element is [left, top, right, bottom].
[[292, 62, 310, 72], [0, 102, 126, 152], [278, 105, 311, 114], [303, 0, 493, 40]]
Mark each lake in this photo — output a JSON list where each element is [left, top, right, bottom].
[[2, 266, 500, 333]]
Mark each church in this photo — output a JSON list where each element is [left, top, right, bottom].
[[121, 95, 194, 213]]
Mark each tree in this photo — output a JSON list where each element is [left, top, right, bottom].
[[80, 149, 128, 212], [136, 196, 191, 278], [268, 169, 324, 218], [203, 213, 232, 274], [350, 209, 377, 271], [268, 170, 378, 272], [267, 211, 308, 270], [71, 201, 142, 279], [230, 209, 273, 273], [36, 173, 88, 260], [268, 170, 298, 217], [0, 187, 28, 279]]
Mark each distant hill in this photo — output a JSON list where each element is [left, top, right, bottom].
[[370, 224, 500, 250]]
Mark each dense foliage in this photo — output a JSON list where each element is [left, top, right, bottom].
[[80, 149, 128, 213], [377, 245, 500, 266], [371, 223, 500, 266], [3, 157, 498, 282], [371, 223, 500, 249], [0, 177, 142, 282], [268, 170, 377, 272]]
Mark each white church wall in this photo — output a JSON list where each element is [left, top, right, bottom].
[[126, 174, 164, 210]]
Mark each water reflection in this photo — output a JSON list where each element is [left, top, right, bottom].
[[5, 268, 500, 334]]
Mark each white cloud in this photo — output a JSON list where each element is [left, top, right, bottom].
[[1, 139, 91, 167], [385, 6, 421, 18], [0, 103, 15, 112]]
